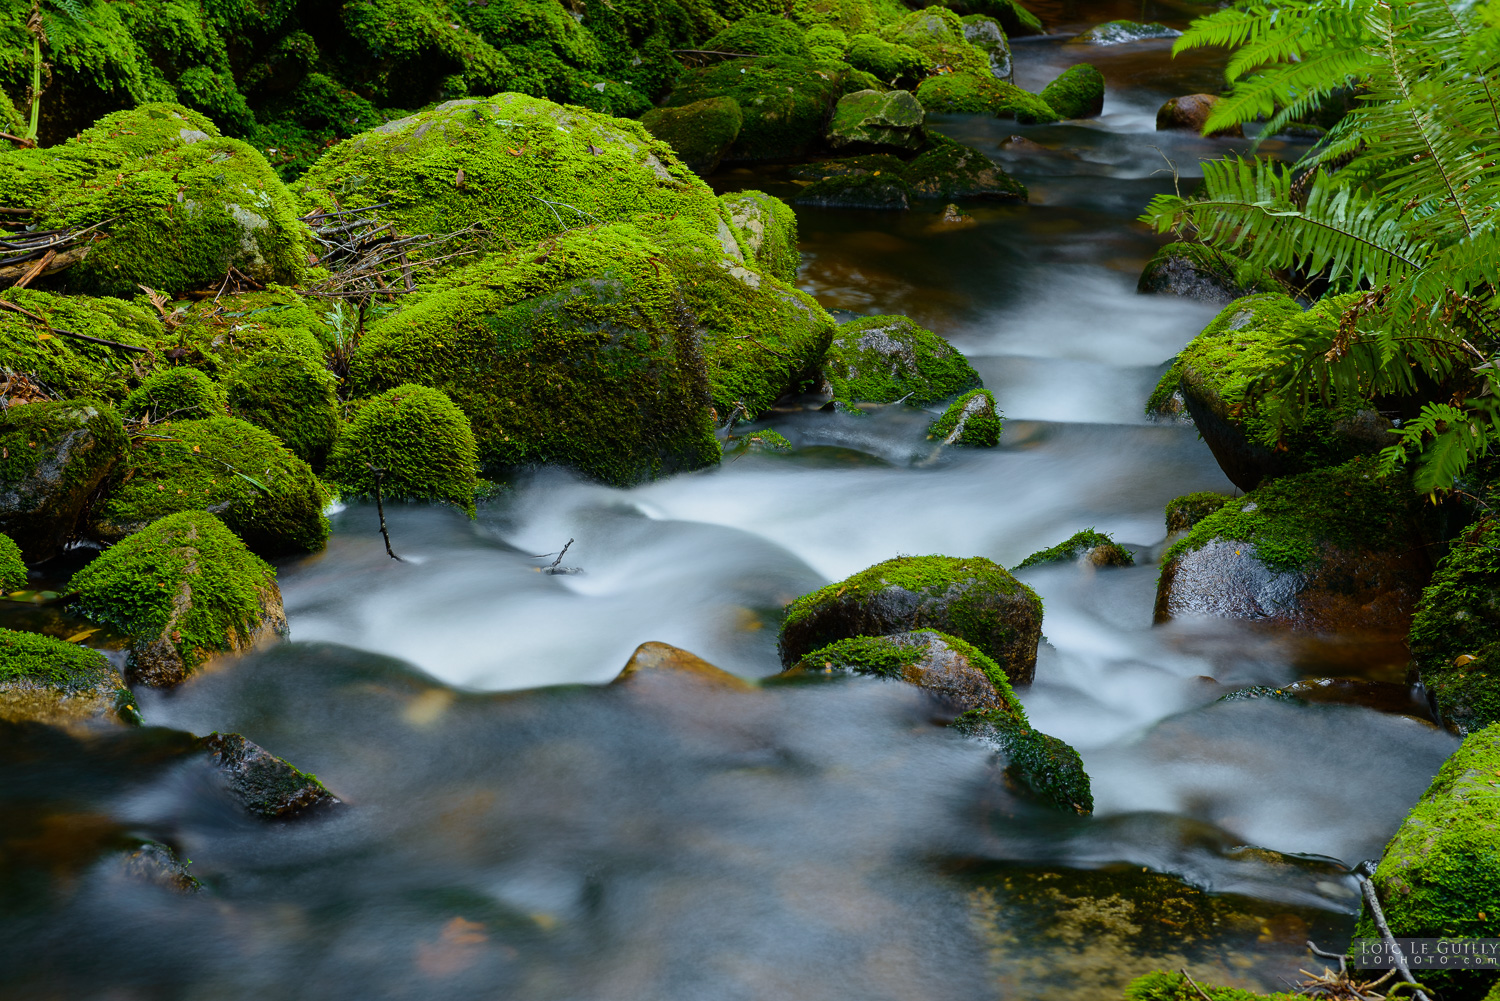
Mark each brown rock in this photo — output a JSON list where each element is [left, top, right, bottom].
[[1156, 94, 1243, 138], [612, 641, 756, 691]]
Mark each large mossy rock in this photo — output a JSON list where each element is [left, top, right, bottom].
[[929, 388, 1001, 446], [827, 89, 926, 152], [778, 555, 1044, 684], [881, 6, 990, 76], [915, 74, 1058, 122], [0, 104, 307, 297], [640, 96, 745, 176], [88, 416, 329, 557], [71, 510, 288, 686], [961, 14, 1013, 81], [198, 731, 340, 818], [0, 400, 128, 561], [169, 288, 330, 372], [1155, 457, 1432, 636], [845, 33, 931, 85], [225, 353, 340, 470], [1408, 519, 1500, 734], [0, 628, 136, 730], [788, 629, 1091, 813], [903, 134, 1025, 201], [823, 314, 981, 405], [0, 290, 164, 401], [702, 13, 812, 58], [0, 532, 24, 590], [1138, 241, 1277, 305], [1039, 62, 1104, 118], [349, 223, 719, 486], [325, 384, 479, 516], [719, 190, 800, 285], [1151, 293, 1392, 491]]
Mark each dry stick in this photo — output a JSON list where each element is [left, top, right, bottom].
[[366, 464, 402, 561], [0, 297, 149, 352], [11, 247, 53, 289], [548, 538, 574, 571], [1180, 969, 1215, 1001], [1356, 871, 1432, 1001]]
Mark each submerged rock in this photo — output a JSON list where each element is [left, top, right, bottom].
[[1138, 241, 1277, 305], [1157, 94, 1243, 138], [719, 190, 800, 285], [827, 89, 926, 152], [612, 641, 755, 691], [1016, 529, 1133, 570], [71, 511, 288, 686], [1071, 20, 1181, 45], [822, 314, 982, 405], [326, 384, 478, 516], [0, 628, 137, 730], [0, 400, 128, 561], [779, 555, 1044, 684], [929, 389, 1001, 446], [1408, 519, 1500, 733], [198, 731, 340, 819], [640, 96, 744, 176], [114, 841, 200, 893], [1039, 62, 1104, 119]]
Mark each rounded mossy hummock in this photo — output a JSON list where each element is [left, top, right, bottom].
[[1069, 20, 1180, 45], [845, 33, 930, 84], [0, 289, 164, 401], [778, 555, 1044, 684], [915, 74, 1058, 122], [225, 353, 340, 470], [960, 15, 1013, 81], [1015, 529, 1133, 570], [827, 89, 926, 152], [172, 288, 330, 371], [1125, 972, 1301, 1001], [1137, 241, 1278, 305], [349, 223, 719, 487], [640, 97, 745, 176], [719, 190, 800, 286], [701, 13, 812, 58], [661, 56, 853, 162], [122, 368, 227, 423], [88, 416, 330, 557], [823, 314, 982, 405], [0, 628, 137, 730], [1038, 62, 1103, 119], [929, 389, 1001, 446], [326, 384, 479, 516], [1408, 519, 1500, 734], [0, 532, 26, 591], [880, 6, 990, 77], [0, 400, 129, 561], [903, 134, 1026, 201], [71, 510, 288, 687]]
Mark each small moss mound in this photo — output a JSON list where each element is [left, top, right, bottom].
[[1409, 519, 1500, 733], [0, 628, 119, 693], [903, 133, 1026, 201], [1137, 241, 1279, 304], [916, 74, 1059, 121], [0, 533, 27, 591], [122, 368, 227, 423], [1016, 529, 1134, 570], [735, 429, 794, 453], [1165, 492, 1232, 534], [326, 384, 479, 516], [824, 314, 981, 405], [719, 190, 801, 285], [225, 353, 340, 470], [170, 289, 330, 374], [1039, 62, 1104, 118], [640, 96, 745, 176], [846, 33, 930, 83], [703, 14, 812, 58], [929, 389, 1001, 446]]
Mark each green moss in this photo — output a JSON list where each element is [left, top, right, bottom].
[[796, 170, 914, 209], [1161, 457, 1413, 575], [902, 133, 1026, 201], [171, 288, 329, 373], [1165, 491, 1232, 534], [719, 190, 800, 284], [800, 628, 1015, 695], [1409, 519, 1500, 733], [640, 96, 744, 175], [0, 400, 129, 560], [827, 88, 926, 150], [0, 628, 119, 693], [70, 510, 279, 677], [662, 55, 849, 161], [805, 24, 850, 50], [703, 14, 812, 57], [224, 353, 339, 469], [741, 428, 793, 451], [349, 223, 718, 486], [0, 533, 25, 591], [248, 72, 388, 182], [1138, 241, 1280, 301], [1038, 62, 1103, 119], [122, 368, 227, 423], [915, 73, 1059, 121], [326, 384, 478, 515], [0, 289, 164, 401], [89, 416, 329, 557], [789, 0, 912, 34], [929, 388, 1001, 446], [1125, 972, 1298, 1001], [824, 314, 981, 404], [846, 33, 931, 83], [1016, 529, 1134, 570], [879, 7, 984, 72]]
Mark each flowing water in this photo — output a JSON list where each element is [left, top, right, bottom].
[[0, 9, 1461, 1000]]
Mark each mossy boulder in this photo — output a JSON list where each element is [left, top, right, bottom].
[[0, 532, 24, 591], [224, 353, 340, 470], [915, 73, 1059, 122], [796, 171, 914, 209], [779, 555, 1044, 684], [929, 389, 1001, 446], [1164, 491, 1231, 542], [961, 15, 1013, 81], [0, 628, 136, 730], [349, 223, 719, 486], [1155, 457, 1432, 636], [1039, 62, 1104, 119], [1157, 94, 1243, 138], [0, 400, 128, 561], [903, 134, 1026, 201], [702, 13, 812, 58], [1408, 519, 1500, 734], [823, 314, 982, 405], [122, 368, 228, 423], [0, 289, 164, 401], [827, 89, 926, 152], [169, 288, 330, 372], [198, 732, 340, 819], [1138, 241, 1278, 305], [881, 6, 990, 77], [0, 104, 307, 297], [661, 55, 850, 162], [1153, 293, 1393, 491], [640, 96, 745, 175], [1071, 20, 1180, 45], [88, 416, 329, 557], [1016, 529, 1133, 570], [788, 629, 1091, 812], [845, 33, 931, 84], [325, 384, 479, 516], [71, 510, 288, 687], [719, 190, 800, 285]]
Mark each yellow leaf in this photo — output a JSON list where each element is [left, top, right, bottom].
[[64, 628, 98, 643], [1456, 654, 1477, 667], [36, 333, 52, 341]]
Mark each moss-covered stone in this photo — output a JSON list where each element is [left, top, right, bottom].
[[0, 628, 136, 729], [726, 428, 794, 454], [1164, 491, 1231, 535], [169, 288, 329, 373], [845, 33, 931, 84], [796, 170, 914, 209], [325, 384, 479, 516], [349, 223, 719, 486], [198, 731, 340, 818], [806, 24, 852, 51], [719, 189, 800, 285], [661, 55, 850, 161], [779, 554, 1044, 683], [1070, 20, 1179, 45], [224, 353, 339, 470], [122, 368, 228, 423], [0, 289, 164, 401], [1125, 972, 1297, 1001], [880, 5, 992, 79], [903, 133, 1026, 201], [915, 73, 1059, 121], [1138, 241, 1279, 305], [789, 0, 912, 35], [640, 96, 745, 176], [929, 388, 1000, 446], [789, 153, 908, 181], [823, 314, 981, 405], [89, 416, 329, 557], [1408, 519, 1500, 734], [1039, 62, 1104, 119], [702, 13, 812, 58], [1016, 529, 1134, 570], [827, 89, 926, 151], [71, 510, 287, 686], [960, 15, 1012, 81], [0, 532, 24, 591], [0, 400, 128, 561]]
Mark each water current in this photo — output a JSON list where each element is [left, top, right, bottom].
[[0, 4, 1462, 999]]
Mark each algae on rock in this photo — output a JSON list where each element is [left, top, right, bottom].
[[1016, 529, 1133, 570], [719, 189, 800, 285], [1408, 519, 1500, 734], [929, 389, 1001, 446]]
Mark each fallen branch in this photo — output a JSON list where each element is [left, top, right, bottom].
[[530, 538, 582, 575], [1180, 970, 1215, 1001], [0, 297, 149, 352], [366, 464, 402, 561], [1355, 867, 1432, 1001]]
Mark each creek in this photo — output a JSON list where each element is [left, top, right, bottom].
[[0, 4, 1460, 999]]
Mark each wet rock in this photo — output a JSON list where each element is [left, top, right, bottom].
[[961, 15, 1013, 81], [1279, 677, 1433, 718], [1015, 529, 1133, 570], [71, 510, 288, 687], [0, 400, 128, 561], [1039, 62, 1104, 119], [1156, 94, 1243, 138], [788, 154, 907, 182], [779, 555, 1044, 684], [827, 89, 926, 152], [929, 389, 1000, 446], [823, 314, 982, 405], [1408, 518, 1500, 733], [115, 841, 200, 893], [939, 203, 975, 225], [796, 172, 914, 210], [1155, 458, 1432, 637], [640, 96, 744, 176], [904, 134, 1026, 202], [1138, 241, 1278, 305], [999, 135, 1051, 154], [660, 56, 851, 162], [612, 641, 755, 690], [326, 384, 478, 516], [198, 731, 340, 819], [0, 628, 138, 730], [1071, 20, 1181, 45], [719, 190, 800, 285], [1164, 491, 1232, 545]]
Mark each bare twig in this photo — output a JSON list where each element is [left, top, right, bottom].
[[366, 464, 402, 561], [1355, 867, 1432, 1001], [1180, 970, 1216, 1001], [0, 297, 149, 352], [12, 248, 52, 289], [530, 538, 581, 575]]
